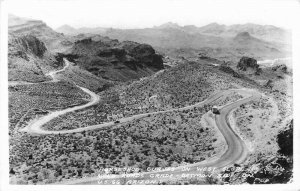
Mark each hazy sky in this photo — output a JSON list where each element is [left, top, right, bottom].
[[4, 0, 300, 29]]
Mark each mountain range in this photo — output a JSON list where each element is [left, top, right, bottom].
[[56, 22, 291, 62], [56, 22, 291, 44], [8, 14, 291, 84]]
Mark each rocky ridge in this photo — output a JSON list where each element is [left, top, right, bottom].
[[64, 36, 164, 81]]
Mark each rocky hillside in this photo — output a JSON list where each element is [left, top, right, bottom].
[[8, 15, 164, 84], [215, 56, 292, 95], [63, 35, 164, 81], [9, 35, 47, 57], [8, 34, 62, 82], [9, 15, 71, 52]]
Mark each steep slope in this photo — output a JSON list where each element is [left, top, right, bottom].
[[8, 34, 62, 82], [8, 15, 71, 52], [63, 36, 164, 81], [8, 15, 165, 85], [8, 15, 110, 90]]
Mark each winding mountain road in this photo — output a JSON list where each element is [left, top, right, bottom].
[[60, 89, 260, 185], [19, 59, 101, 134], [16, 59, 261, 184], [9, 60, 70, 86]]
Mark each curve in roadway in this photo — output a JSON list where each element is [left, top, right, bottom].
[[59, 89, 260, 184], [15, 58, 261, 184]]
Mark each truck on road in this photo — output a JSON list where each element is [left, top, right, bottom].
[[212, 106, 220, 114]]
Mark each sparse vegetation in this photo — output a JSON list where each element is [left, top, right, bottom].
[[8, 14, 293, 185], [42, 61, 258, 131], [9, 107, 224, 184]]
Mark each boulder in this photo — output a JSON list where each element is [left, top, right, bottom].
[[237, 56, 261, 75], [237, 57, 259, 71]]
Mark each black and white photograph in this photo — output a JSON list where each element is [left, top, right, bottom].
[[0, 0, 299, 189]]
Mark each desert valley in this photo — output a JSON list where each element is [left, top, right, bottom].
[[7, 14, 293, 185]]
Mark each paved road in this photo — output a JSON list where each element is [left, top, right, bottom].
[[14, 59, 261, 184], [9, 60, 70, 86], [20, 87, 244, 135], [21, 88, 227, 134], [20, 59, 101, 133], [59, 89, 260, 184]]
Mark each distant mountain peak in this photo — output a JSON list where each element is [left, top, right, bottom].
[[57, 24, 76, 30], [198, 22, 226, 34], [56, 24, 77, 35], [233, 31, 258, 42], [205, 22, 224, 27], [156, 22, 181, 29], [236, 31, 251, 38]]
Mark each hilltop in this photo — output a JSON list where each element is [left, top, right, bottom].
[[62, 35, 163, 82]]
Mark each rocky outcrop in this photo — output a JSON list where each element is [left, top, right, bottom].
[[219, 64, 242, 78], [8, 34, 63, 82], [97, 47, 126, 58], [272, 64, 288, 73], [9, 15, 67, 52], [277, 120, 293, 156], [66, 36, 164, 81], [9, 35, 47, 57], [237, 57, 261, 75], [121, 42, 164, 70], [75, 38, 92, 45]]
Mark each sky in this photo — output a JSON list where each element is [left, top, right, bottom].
[[4, 0, 300, 29]]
